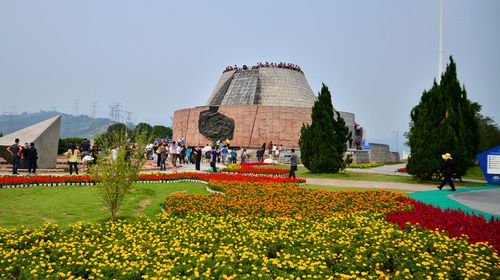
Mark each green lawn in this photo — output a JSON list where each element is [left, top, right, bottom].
[[0, 182, 207, 228], [463, 165, 486, 181]]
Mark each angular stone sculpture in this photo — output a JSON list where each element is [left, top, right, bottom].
[[198, 108, 235, 141], [0, 115, 61, 168]]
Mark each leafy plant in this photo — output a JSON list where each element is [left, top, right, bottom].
[[88, 131, 149, 221]]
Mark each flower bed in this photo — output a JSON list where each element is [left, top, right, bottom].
[[1, 214, 498, 279], [222, 164, 289, 175], [386, 197, 500, 251], [0, 173, 305, 188], [396, 167, 408, 173], [346, 163, 384, 169], [240, 162, 272, 166], [0, 175, 95, 187], [162, 181, 412, 218]]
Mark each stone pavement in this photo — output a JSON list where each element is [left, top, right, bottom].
[[304, 178, 435, 192]]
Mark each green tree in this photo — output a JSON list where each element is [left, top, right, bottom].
[[151, 125, 172, 140], [106, 123, 127, 135], [58, 137, 84, 154], [0, 132, 3, 137], [477, 114, 500, 152], [133, 123, 152, 140], [88, 131, 149, 221], [299, 83, 351, 173], [407, 57, 480, 179]]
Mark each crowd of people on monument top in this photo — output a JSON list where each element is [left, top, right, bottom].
[[223, 62, 303, 73]]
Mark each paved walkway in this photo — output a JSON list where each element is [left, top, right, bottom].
[[346, 163, 410, 176], [409, 187, 500, 220], [305, 178, 435, 192]]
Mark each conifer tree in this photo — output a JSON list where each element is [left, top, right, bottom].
[[299, 84, 351, 173], [407, 57, 480, 179]]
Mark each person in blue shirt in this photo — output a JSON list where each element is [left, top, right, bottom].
[[210, 147, 218, 172], [221, 146, 228, 165], [230, 149, 237, 164]]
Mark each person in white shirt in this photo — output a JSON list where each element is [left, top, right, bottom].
[[169, 141, 178, 167]]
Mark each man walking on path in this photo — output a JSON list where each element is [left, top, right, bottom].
[[210, 146, 218, 172], [6, 138, 21, 175], [194, 146, 202, 171], [287, 148, 298, 178], [437, 153, 456, 191]]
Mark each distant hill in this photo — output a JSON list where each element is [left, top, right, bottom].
[[0, 111, 129, 138]]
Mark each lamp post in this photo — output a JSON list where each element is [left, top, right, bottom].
[[391, 131, 399, 154]]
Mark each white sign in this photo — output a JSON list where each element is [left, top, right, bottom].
[[487, 155, 500, 174]]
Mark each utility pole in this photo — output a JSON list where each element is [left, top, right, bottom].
[[391, 131, 399, 154], [438, 0, 444, 82], [125, 111, 132, 139], [75, 99, 79, 116], [92, 101, 98, 138]]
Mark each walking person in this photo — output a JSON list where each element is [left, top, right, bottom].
[[170, 141, 178, 167], [66, 144, 80, 175], [158, 143, 167, 171], [230, 149, 237, 164], [80, 138, 91, 159], [6, 138, 21, 175], [195, 146, 202, 171], [27, 142, 38, 174], [240, 149, 248, 163], [287, 148, 298, 178], [437, 153, 456, 191], [210, 146, 218, 172]]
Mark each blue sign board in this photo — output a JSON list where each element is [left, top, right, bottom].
[[476, 145, 500, 185], [361, 140, 371, 150]]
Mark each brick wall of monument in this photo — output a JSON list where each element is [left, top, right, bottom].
[[173, 105, 313, 148]]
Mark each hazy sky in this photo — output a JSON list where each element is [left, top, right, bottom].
[[1, 1, 499, 144]]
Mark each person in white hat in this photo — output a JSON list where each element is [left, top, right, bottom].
[[437, 153, 456, 191]]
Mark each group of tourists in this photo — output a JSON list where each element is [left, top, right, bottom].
[[6, 138, 38, 174], [223, 62, 303, 73], [256, 142, 286, 162], [64, 138, 100, 175]]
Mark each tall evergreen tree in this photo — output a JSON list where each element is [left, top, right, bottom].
[[299, 84, 351, 173], [407, 57, 480, 179]]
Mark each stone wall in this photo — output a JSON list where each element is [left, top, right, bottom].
[[368, 143, 397, 163], [174, 105, 312, 148], [347, 149, 370, 164], [174, 105, 357, 149]]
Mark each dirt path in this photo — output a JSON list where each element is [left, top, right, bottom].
[[135, 199, 151, 216]]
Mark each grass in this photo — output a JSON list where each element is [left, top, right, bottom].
[[463, 165, 486, 181], [305, 184, 410, 193], [0, 182, 207, 228]]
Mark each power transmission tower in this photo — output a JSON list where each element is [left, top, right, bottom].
[[75, 99, 79, 116], [92, 101, 98, 138]]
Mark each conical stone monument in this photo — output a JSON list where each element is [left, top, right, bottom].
[[0, 115, 61, 169]]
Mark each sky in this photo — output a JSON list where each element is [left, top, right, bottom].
[[0, 1, 499, 150]]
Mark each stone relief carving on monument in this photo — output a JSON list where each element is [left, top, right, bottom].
[[198, 108, 235, 141]]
